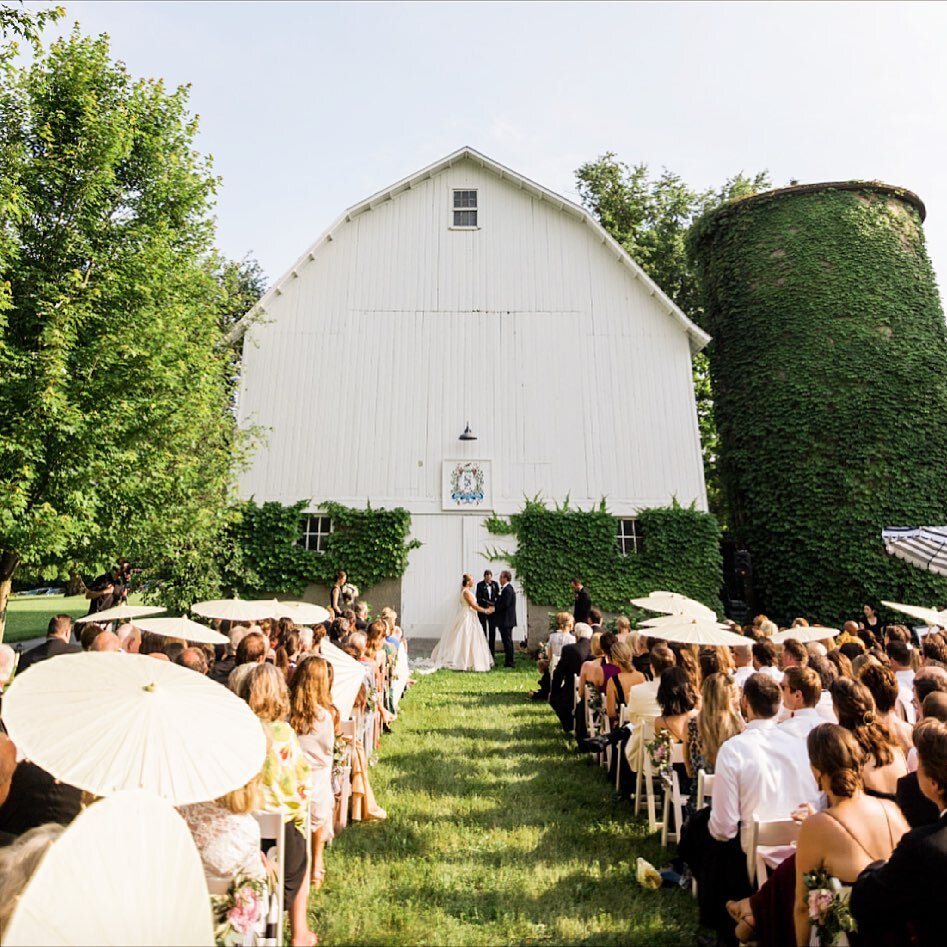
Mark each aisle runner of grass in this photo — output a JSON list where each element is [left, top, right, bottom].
[[310, 659, 698, 945]]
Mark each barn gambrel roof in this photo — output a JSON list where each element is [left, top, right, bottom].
[[225, 146, 711, 354]]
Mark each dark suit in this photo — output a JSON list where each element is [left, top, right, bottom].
[[573, 587, 591, 624], [16, 637, 80, 674], [896, 771, 940, 828], [550, 637, 591, 731], [851, 811, 947, 946], [475, 579, 499, 646], [493, 582, 517, 668]]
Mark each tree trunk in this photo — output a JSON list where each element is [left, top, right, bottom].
[[0, 551, 20, 644], [66, 568, 86, 597]]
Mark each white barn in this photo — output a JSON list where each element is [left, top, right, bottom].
[[232, 146, 709, 640]]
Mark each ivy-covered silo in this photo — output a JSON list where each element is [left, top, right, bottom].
[[689, 182, 947, 623]]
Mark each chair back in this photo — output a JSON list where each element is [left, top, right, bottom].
[[747, 816, 800, 887], [253, 811, 286, 945], [696, 769, 714, 808]]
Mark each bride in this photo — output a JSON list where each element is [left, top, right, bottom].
[[428, 574, 495, 672]]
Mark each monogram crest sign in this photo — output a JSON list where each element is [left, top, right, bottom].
[[442, 460, 492, 511]]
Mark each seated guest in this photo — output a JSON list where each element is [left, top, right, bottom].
[[578, 631, 619, 698], [653, 666, 698, 803], [896, 693, 947, 828], [354, 602, 369, 632], [886, 640, 916, 723], [179, 774, 267, 893], [683, 674, 818, 942], [672, 644, 699, 689], [858, 661, 913, 754], [16, 614, 79, 673], [827, 648, 855, 681], [163, 641, 186, 664], [851, 718, 947, 947], [90, 630, 121, 652], [751, 639, 782, 684], [549, 622, 593, 732], [604, 642, 645, 726], [588, 606, 603, 634], [0, 734, 16, 846], [779, 666, 824, 740], [731, 643, 754, 690], [235, 631, 267, 668], [238, 664, 315, 947], [832, 678, 907, 796], [630, 630, 653, 678], [623, 643, 675, 753], [922, 632, 947, 669], [727, 723, 909, 947], [289, 655, 338, 889], [808, 653, 840, 722], [116, 623, 140, 654], [0, 759, 82, 837], [684, 672, 743, 813], [0, 824, 66, 927], [210, 624, 251, 684], [79, 623, 107, 651], [529, 611, 574, 701], [177, 646, 209, 674], [614, 614, 631, 643], [779, 637, 808, 671]]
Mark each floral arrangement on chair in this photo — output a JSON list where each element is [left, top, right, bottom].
[[645, 729, 674, 787], [341, 582, 360, 606], [331, 731, 352, 795], [586, 684, 604, 719], [210, 872, 268, 946], [803, 868, 856, 946]]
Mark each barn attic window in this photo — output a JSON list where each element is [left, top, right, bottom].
[[616, 518, 641, 556], [452, 189, 478, 227], [299, 514, 331, 553]]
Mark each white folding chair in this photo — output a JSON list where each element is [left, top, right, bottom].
[[746, 816, 800, 888], [660, 742, 687, 847], [334, 720, 356, 834], [632, 715, 657, 819], [696, 769, 715, 809], [614, 705, 629, 791], [636, 718, 661, 833], [253, 811, 286, 946]]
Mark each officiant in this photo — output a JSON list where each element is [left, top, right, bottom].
[[476, 570, 499, 647]]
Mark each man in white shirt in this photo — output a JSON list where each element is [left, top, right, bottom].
[[709, 673, 820, 852], [779, 667, 825, 741], [731, 644, 754, 690], [752, 639, 783, 685], [887, 640, 916, 725], [807, 653, 840, 722], [778, 637, 808, 671]]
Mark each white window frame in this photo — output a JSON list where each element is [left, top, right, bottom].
[[450, 188, 479, 229], [299, 513, 332, 553], [617, 518, 640, 556]]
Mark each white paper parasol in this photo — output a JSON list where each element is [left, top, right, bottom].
[[771, 626, 840, 644], [190, 598, 274, 622], [640, 613, 731, 631], [321, 640, 366, 721], [631, 591, 717, 621], [269, 600, 331, 625], [3, 790, 213, 946], [74, 604, 165, 624], [639, 617, 749, 647], [1, 652, 265, 805], [881, 600, 947, 627], [134, 615, 228, 644]]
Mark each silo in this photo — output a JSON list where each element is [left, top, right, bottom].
[[689, 182, 947, 623]]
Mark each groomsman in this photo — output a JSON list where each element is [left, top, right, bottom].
[[476, 570, 499, 647], [571, 577, 591, 624], [493, 571, 517, 669]]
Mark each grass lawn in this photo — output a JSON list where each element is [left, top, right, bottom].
[[3, 592, 145, 644], [310, 657, 699, 945]]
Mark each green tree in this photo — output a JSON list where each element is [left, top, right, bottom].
[[575, 155, 770, 523], [0, 26, 245, 637]]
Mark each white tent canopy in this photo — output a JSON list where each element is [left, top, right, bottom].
[[882, 526, 947, 578]]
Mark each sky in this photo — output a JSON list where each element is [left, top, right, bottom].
[[32, 0, 947, 290]]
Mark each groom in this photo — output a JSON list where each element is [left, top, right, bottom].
[[492, 570, 517, 669]]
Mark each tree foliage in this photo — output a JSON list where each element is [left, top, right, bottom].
[[574, 155, 770, 523], [0, 27, 244, 634], [688, 184, 947, 624]]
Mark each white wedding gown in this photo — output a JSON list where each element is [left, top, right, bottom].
[[427, 592, 494, 672]]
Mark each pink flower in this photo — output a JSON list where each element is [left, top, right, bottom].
[[808, 889, 833, 922]]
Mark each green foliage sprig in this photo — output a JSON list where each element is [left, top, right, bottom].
[[487, 498, 722, 614], [689, 183, 947, 624]]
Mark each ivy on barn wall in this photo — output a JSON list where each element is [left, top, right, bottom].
[[688, 183, 947, 624], [487, 498, 723, 614], [219, 499, 419, 597]]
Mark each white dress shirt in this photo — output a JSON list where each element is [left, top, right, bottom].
[[815, 690, 837, 722], [709, 718, 820, 852], [895, 668, 916, 725], [732, 665, 755, 690], [755, 665, 784, 685], [779, 707, 824, 741]]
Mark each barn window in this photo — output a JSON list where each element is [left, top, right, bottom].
[[616, 518, 641, 556], [452, 189, 478, 227], [299, 514, 331, 553]]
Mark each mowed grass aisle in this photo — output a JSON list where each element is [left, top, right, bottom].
[[310, 658, 698, 945]]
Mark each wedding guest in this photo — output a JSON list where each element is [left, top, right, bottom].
[[832, 678, 907, 796], [0, 734, 16, 844], [604, 641, 644, 726], [630, 629, 653, 678], [16, 614, 79, 674], [578, 631, 618, 699], [727, 723, 909, 947], [177, 646, 209, 675], [289, 656, 338, 889], [861, 603, 884, 645], [0, 759, 82, 837], [654, 667, 698, 796], [731, 643, 755, 690], [684, 672, 743, 810], [779, 667, 824, 740], [571, 577, 591, 624], [179, 774, 267, 894], [0, 824, 65, 928], [807, 653, 840, 722], [529, 612, 574, 701], [90, 630, 121, 652], [778, 637, 808, 671], [827, 649, 854, 681], [238, 664, 315, 947], [922, 632, 947, 668], [851, 718, 947, 946], [858, 661, 913, 754], [550, 622, 593, 732], [896, 694, 947, 828], [752, 639, 782, 684], [886, 640, 916, 724], [117, 623, 140, 654], [354, 602, 369, 632], [614, 615, 631, 643], [673, 645, 699, 689], [235, 632, 267, 667], [588, 607, 603, 634]]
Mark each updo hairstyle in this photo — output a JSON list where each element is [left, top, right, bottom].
[[807, 723, 865, 798], [831, 678, 894, 769]]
